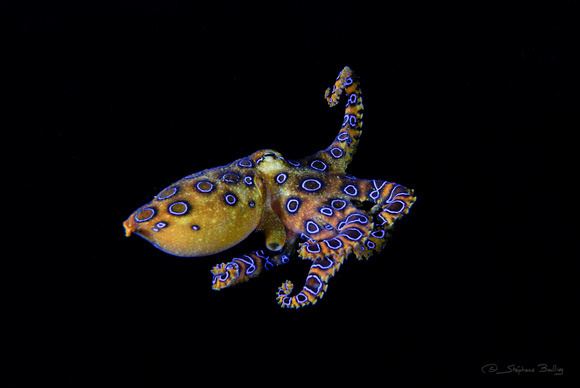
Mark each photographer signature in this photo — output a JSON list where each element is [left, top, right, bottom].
[[481, 363, 564, 376]]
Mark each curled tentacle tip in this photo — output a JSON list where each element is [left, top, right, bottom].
[[278, 280, 294, 296], [210, 263, 226, 275]]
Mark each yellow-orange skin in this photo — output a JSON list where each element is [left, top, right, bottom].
[[123, 150, 292, 257]]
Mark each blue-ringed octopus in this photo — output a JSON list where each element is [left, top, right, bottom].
[[123, 66, 416, 309]]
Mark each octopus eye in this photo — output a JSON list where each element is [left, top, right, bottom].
[[168, 201, 190, 216], [134, 207, 156, 223]]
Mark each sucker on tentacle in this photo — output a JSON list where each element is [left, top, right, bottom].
[[123, 66, 416, 309]]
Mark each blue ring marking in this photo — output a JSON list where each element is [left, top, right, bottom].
[[337, 132, 350, 142], [286, 198, 301, 214], [378, 214, 389, 226], [305, 220, 320, 235], [234, 255, 257, 275], [329, 147, 344, 159], [310, 160, 327, 172], [168, 201, 189, 216], [385, 184, 410, 202], [343, 184, 358, 197], [295, 293, 308, 304], [324, 224, 334, 230], [342, 114, 350, 126], [301, 178, 323, 192], [276, 173, 288, 184], [349, 115, 357, 127], [248, 200, 256, 208], [324, 238, 343, 250], [320, 207, 334, 216], [337, 221, 346, 230], [312, 257, 334, 270], [255, 250, 266, 259], [243, 176, 254, 186], [371, 230, 386, 239], [348, 93, 358, 105], [331, 199, 347, 210], [226, 262, 238, 270], [287, 160, 300, 167], [191, 225, 200, 231], [221, 172, 241, 184], [282, 297, 291, 306], [366, 240, 376, 249], [369, 180, 387, 202], [344, 77, 353, 86], [306, 242, 321, 254], [156, 186, 178, 201], [237, 158, 254, 168], [341, 227, 364, 241], [304, 274, 323, 296], [134, 207, 156, 223], [195, 180, 214, 193], [155, 222, 167, 229], [281, 255, 290, 264], [217, 271, 229, 282], [264, 258, 274, 271], [344, 213, 369, 225], [224, 193, 238, 206], [384, 201, 405, 214]]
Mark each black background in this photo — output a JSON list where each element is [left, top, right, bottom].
[[12, 0, 578, 386]]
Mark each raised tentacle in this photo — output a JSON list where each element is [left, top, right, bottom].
[[211, 249, 291, 290], [323, 66, 364, 172], [276, 256, 342, 309]]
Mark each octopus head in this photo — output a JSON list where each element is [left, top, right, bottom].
[[123, 182, 264, 257]]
